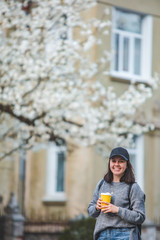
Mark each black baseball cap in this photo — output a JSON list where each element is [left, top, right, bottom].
[[109, 147, 129, 161]]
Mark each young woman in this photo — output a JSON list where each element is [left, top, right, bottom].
[[88, 147, 145, 240]]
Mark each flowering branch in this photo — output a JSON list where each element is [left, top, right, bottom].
[[0, 0, 159, 159]]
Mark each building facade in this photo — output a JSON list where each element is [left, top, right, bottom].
[[0, 0, 160, 228]]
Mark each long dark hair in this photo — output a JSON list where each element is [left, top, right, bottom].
[[104, 158, 135, 184]]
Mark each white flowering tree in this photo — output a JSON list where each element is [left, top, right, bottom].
[[0, 0, 159, 159]]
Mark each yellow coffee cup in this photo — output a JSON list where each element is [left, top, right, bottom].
[[101, 192, 111, 208]]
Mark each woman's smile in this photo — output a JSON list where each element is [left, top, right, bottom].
[[110, 156, 127, 180]]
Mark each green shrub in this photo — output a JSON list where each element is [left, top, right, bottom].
[[58, 217, 96, 240]]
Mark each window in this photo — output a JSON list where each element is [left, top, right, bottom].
[[43, 142, 67, 202], [127, 135, 144, 190], [111, 8, 152, 82]]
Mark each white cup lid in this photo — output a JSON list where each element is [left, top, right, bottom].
[[101, 192, 111, 196]]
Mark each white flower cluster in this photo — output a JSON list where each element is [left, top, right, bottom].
[[0, 0, 159, 159]]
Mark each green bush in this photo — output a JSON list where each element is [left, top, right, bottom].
[[58, 217, 96, 240]]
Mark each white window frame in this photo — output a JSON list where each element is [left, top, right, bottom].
[[128, 135, 144, 190], [111, 8, 153, 83], [43, 142, 67, 202]]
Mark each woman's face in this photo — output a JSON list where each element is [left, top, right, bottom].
[[110, 156, 127, 179]]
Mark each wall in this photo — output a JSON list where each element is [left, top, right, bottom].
[[24, 144, 106, 221], [66, 145, 107, 219], [0, 0, 160, 225], [98, 0, 160, 16], [144, 132, 160, 224], [97, 0, 160, 225], [0, 155, 19, 210], [24, 147, 67, 221]]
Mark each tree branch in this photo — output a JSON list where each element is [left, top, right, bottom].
[[22, 79, 42, 98], [0, 103, 46, 126], [0, 135, 32, 161]]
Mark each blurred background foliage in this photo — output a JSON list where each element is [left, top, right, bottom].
[[58, 217, 96, 240]]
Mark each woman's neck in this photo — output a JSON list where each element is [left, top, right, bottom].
[[113, 176, 121, 182]]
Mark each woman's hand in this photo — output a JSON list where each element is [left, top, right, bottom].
[[96, 198, 102, 211], [96, 198, 119, 213], [101, 201, 119, 214]]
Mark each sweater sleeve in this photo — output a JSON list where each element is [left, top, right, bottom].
[[87, 180, 102, 218], [117, 183, 145, 225]]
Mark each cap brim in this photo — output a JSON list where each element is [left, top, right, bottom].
[[110, 154, 128, 161]]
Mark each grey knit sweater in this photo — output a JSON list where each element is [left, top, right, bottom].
[[88, 180, 145, 240]]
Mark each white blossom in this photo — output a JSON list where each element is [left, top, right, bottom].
[[0, 0, 159, 159]]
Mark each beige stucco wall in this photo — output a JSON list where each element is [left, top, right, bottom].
[[24, 148, 67, 221], [0, 0, 160, 225], [0, 155, 19, 211], [144, 132, 160, 223], [24, 149, 47, 220], [99, 0, 160, 16], [23, 145, 107, 221], [98, 0, 160, 80], [66, 145, 107, 219]]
